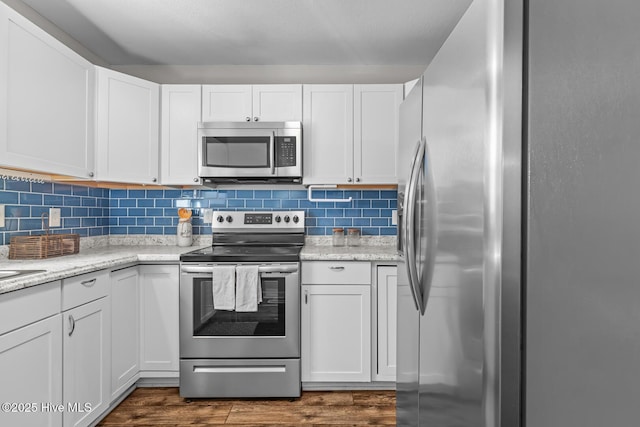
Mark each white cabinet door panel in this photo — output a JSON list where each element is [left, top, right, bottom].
[[252, 84, 302, 122], [96, 66, 159, 184], [160, 85, 201, 185], [376, 266, 397, 381], [301, 284, 371, 382], [139, 265, 179, 373], [354, 85, 402, 184], [0, 3, 94, 178], [0, 315, 62, 427], [302, 85, 354, 185], [63, 297, 110, 427], [201, 85, 251, 121]]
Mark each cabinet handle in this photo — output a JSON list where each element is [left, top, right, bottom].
[[254, 117, 259, 121], [193, 178, 199, 183], [68, 315, 76, 336], [304, 290, 308, 304], [88, 172, 94, 178], [152, 177, 157, 183], [356, 177, 361, 183], [81, 278, 97, 287], [329, 266, 345, 271], [246, 117, 251, 122]]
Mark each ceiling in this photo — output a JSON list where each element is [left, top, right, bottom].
[[14, 0, 472, 83]]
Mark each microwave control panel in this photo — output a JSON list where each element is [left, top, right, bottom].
[[276, 137, 297, 167]]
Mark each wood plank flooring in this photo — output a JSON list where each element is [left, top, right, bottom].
[[98, 387, 396, 426]]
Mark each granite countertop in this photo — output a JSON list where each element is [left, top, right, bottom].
[[300, 236, 400, 262], [0, 245, 205, 295]]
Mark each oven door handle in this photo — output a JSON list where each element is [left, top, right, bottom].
[[180, 265, 298, 274]]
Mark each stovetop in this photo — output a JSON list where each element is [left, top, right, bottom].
[[180, 245, 302, 263], [180, 210, 305, 263]]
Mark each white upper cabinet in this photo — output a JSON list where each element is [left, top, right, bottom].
[[303, 85, 354, 185], [95, 66, 160, 184], [303, 84, 402, 185], [0, 2, 95, 178], [160, 85, 202, 185], [354, 84, 403, 184], [202, 84, 302, 122]]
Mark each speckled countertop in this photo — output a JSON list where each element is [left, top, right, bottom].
[[300, 236, 400, 262], [0, 237, 399, 296], [0, 245, 205, 295]]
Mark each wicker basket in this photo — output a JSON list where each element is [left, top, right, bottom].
[[9, 233, 80, 260]]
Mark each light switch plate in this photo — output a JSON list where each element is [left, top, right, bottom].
[[391, 210, 398, 226], [49, 207, 61, 227], [0, 205, 5, 228], [203, 209, 213, 224]]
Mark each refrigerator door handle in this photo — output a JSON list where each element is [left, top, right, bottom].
[[404, 139, 425, 312], [419, 136, 438, 314]]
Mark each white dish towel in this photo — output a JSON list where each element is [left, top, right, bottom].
[[211, 265, 236, 310], [235, 265, 261, 312]]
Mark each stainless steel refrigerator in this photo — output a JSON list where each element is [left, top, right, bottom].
[[396, 0, 640, 425]]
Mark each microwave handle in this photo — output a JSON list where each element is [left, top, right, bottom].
[[270, 131, 276, 175]]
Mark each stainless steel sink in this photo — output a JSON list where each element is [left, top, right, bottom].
[[0, 269, 46, 281]]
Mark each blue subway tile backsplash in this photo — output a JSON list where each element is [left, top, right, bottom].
[[0, 178, 397, 245]]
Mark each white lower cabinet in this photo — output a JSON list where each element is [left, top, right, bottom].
[[139, 264, 179, 375], [0, 314, 63, 427], [62, 297, 110, 427], [301, 282, 371, 382], [110, 267, 140, 400], [375, 266, 397, 381]]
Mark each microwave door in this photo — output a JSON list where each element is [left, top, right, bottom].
[[200, 129, 276, 177]]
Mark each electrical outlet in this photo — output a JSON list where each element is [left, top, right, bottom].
[[0, 205, 5, 228], [391, 210, 398, 226], [203, 209, 214, 224], [49, 207, 61, 227]]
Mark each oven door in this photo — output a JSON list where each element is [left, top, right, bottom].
[[179, 262, 300, 359]]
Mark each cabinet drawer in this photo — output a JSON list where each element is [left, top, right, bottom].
[[302, 262, 371, 285], [0, 281, 61, 336], [62, 270, 109, 311]]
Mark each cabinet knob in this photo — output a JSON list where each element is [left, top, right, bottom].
[[88, 171, 94, 178], [254, 117, 259, 121], [246, 117, 251, 121], [152, 177, 157, 183], [347, 177, 353, 183], [193, 178, 199, 183], [356, 177, 361, 183]]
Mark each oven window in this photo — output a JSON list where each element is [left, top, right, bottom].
[[192, 276, 285, 337], [205, 136, 270, 168]]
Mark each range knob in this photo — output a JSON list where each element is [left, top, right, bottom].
[[293, 215, 299, 223], [226, 215, 233, 223], [216, 215, 224, 223], [284, 215, 290, 223], [275, 215, 282, 223]]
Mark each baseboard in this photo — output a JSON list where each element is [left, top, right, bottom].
[[137, 377, 180, 387]]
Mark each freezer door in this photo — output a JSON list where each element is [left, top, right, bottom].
[[418, 0, 489, 425]]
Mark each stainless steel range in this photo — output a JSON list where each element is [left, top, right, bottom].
[[179, 210, 304, 398]]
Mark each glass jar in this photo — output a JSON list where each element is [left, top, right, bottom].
[[332, 228, 345, 247], [347, 228, 361, 246]]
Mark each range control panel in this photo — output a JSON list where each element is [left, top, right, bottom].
[[211, 210, 305, 231]]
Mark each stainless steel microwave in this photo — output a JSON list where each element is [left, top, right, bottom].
[[197, 122, 302, 184]]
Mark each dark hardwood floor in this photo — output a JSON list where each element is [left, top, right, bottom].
[[98, 387, 396, 426]]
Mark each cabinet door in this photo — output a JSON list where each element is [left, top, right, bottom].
[[252, 84, 302, 122], [354, 84, 403, 184], [63, 297, 110, 427], [0, 3, 95, 178], [139, 265, 179, 374], [201, 85, 251, 121], [302, 85, 354, 185], [110, 267, 139, 400], [160, 85, 202, 185], [0, 315, 62, 427], [96, 66, 159, 184], [301, 284, 371, 382], [376, 266, 397, 381]]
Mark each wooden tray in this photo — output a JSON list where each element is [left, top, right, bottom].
[[9, 233, 80, 259]]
